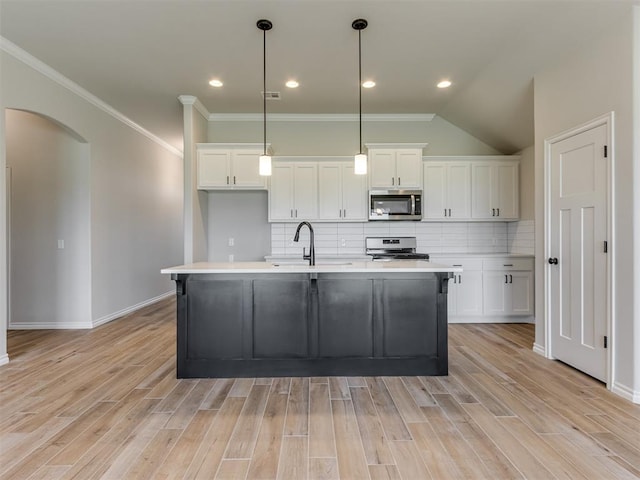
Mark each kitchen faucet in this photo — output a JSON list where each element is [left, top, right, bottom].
[[293, 221, 315, 266]]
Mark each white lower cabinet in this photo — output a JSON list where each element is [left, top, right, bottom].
[[432, 255, 534, 322], [482, 258, 534, 317], [436, 258, 483, 318]]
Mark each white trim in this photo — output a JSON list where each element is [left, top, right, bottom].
[[0, 36, 182, 157], [0, 354, 9, 366], [178, 95, 210, 120], [7, 291, 174, 330], [92, 291, 174, 328], [447, 316, 534, 324], [9, 321, 93, 330], [424, 155, 521, 162], [532, 343, 546, 356], [366, 143, 428, 149], [611, 381, 640, 404], [543, 112, 615, 390], [209, 113, 436, 122]]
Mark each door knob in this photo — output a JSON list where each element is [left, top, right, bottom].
[[548, 257, 558, 265]]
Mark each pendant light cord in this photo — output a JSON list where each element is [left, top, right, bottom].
[[263, 27, 267, 156], [358, 29, 362, 155]]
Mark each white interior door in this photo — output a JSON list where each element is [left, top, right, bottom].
[[549, 123, 608, 381]]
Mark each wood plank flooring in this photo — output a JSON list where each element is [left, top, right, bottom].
[[2, 297, 640, 479]]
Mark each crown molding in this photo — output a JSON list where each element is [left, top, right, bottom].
[[1, 36, 182, 157], [208, 113, 436, 122], [178, 95, 210, 120]]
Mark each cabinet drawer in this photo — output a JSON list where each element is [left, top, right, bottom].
[[431, 257, 483, 271], [483, 258, 533, 271]]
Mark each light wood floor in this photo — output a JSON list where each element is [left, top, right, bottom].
[[2, 298, 640, 479]]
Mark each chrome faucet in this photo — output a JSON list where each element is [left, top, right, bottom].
[[293, 221, 315, 266]]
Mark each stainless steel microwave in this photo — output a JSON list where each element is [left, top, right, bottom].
[[369, 189, 422, 221]]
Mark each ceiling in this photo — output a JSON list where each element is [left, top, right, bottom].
[[0, 0, 633, 153]]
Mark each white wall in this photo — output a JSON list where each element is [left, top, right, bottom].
[[207, 191, 270, 262], [533, 9, 638, 399], [517, 144, 535, 221], [180, 97, 209, 263], [6, 109, 91, 328], [1, 46, 183, 334], [208, 115, 501, 156]]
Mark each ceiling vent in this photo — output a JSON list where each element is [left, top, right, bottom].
[[262, 91, 281, 100]]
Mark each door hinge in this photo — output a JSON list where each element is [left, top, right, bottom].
[[604, 241, 608, 253], [604, 336, 608, 349], [604, 145, 608, 158]]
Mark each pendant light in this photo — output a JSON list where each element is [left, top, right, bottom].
[[257, 19, 272, 176], [352, 18, 368, 175]]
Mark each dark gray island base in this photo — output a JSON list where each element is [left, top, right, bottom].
[[169, 269, 452, 378]]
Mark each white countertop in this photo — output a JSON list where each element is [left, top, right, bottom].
[[161, 261, 463, 275]]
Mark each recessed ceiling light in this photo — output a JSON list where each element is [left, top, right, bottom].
[[208, 79, 223, 87], [437, 80, 452, 89], [362, 80, 376, 88], [285, 80, 299, 88]]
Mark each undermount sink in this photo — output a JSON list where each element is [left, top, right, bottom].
[[271, 262, 353, 267]]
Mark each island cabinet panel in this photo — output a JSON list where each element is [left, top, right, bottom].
[[185, 278, 245, 359], [317, 278, 374, 357], [381, 278, 439, 357], [253, 278, 310, 358], [172, 271, 450, 378]]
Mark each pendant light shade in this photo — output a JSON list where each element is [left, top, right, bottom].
[[257, 19, 272, 176], [352, 18, 368, 175]]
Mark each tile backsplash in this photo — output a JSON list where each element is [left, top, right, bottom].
[[271, 220, 535, 257]]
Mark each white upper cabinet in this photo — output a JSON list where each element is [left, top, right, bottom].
[[196, 143, 267, 190], [318, 162, 367, 221], [471, 161, 519, 220], [268, 161, 318, 221], [423, 161, 471, 220], [367, 144, 426, 189]]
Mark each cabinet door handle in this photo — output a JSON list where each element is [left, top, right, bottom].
[[227, 175, 230, 185], [503, 264, 513, 267], [398, 177, 401, 185], [492, 208, 496, 217], [449, 208, 452, 217], [458, 275, 462, 284], [233, 176, 236, 185], [290, 209, 293, 218], [453, 275, 457, 284], [343, 209, 346, 217], [505, 274, 508, 284], [453, 264, 462, 267], [509, 274, 513, 284], [392, 177, 395, 186], [295, 209, 298, 218], [444, 209, 447, 217], [497, 208, 500, 216]]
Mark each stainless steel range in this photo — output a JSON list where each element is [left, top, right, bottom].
[[365, 236, 430, 261]]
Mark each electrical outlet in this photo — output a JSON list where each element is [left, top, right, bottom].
[[341, 238, 347, 247], [228, 254, 234, 262], [57, 239, 64, 249], [228, 237, 234, 247]]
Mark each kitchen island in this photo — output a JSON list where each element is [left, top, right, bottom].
[[161, 261, 462, 378]]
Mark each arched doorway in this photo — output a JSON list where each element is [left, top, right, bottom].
[[5, 109, 91, 334]]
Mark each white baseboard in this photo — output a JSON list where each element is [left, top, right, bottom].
[[0, 353, 9, 366], [532, 343, 546, 356], [8, 291, 174, 331], [92, 291, 174, 328], [611, 381, 640, 404], [448, 316, 534, 324], [9, 321, 93, 329]]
